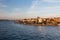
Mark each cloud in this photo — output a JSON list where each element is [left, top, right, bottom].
[[0, 0, 8, 8], [0, 0, 8, 19], [42, 0, 60, 3], [8, 8, 23, 19], [27, 0, 39, 14], [0, 2, 7, 8], [27, 0, 60, 17], [0, 8, 21, 19]]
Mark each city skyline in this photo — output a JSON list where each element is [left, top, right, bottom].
[[0, 0, 60, 19]]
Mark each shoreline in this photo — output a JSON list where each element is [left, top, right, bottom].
[[15, 17, 60, 26], [16, 22, 60, 26]]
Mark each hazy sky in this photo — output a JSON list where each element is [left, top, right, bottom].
[[0, 0, 60, 19]]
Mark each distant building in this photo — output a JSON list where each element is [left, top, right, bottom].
[[55, 18, 60, 25], [37, 17, 43, 24], [38, 18, 43, 23]]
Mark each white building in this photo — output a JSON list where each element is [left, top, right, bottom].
[[38, 18, 43, 23]]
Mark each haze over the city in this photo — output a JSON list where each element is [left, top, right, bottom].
[[0, 0, 60, 20]]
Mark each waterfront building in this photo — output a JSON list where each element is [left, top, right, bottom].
[[16, 17, 60, 26], [38, 18, 43, 23], [36, 17, 43, 24], [55, 18, 60, 25]]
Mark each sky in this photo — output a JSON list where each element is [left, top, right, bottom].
[[0, 0, 60, 19]]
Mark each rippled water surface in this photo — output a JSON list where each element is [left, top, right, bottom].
[[0, 21, 60, 40]]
